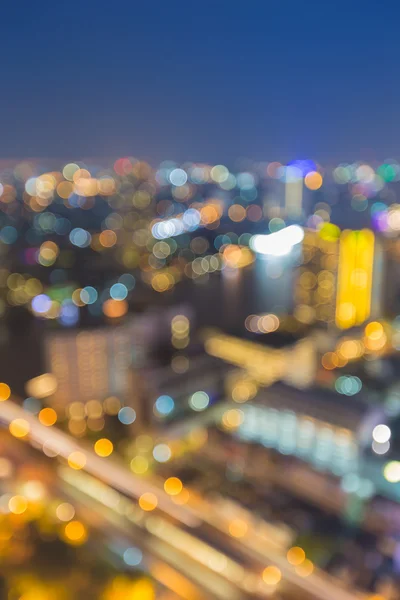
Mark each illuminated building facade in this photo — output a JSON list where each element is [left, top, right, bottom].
[[44, 307, 193, 413], [294, 228, 340, 326], [234, 382, 385, 476], [294, 227, 382, 330], [45, 324, 133, 407], [204, 330, 316, 389], [335, 229, 382, 329]]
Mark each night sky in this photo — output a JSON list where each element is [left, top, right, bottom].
[[1, 0, 399, 163]]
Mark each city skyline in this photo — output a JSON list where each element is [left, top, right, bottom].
[[1, 2, 400, 597]]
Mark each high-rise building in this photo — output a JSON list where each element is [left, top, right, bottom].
[[45, 323, 133, 408], [294, 227, 382, 330], [44, 306, 193, 422], [285, 176, 303, 220], [335, 229, 382, 329], [293, 227, 340, 327]]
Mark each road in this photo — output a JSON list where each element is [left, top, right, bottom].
[[0, 398, 368, 600]]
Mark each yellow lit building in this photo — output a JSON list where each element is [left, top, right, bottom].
[[335, 229, 381, 329], [294, 227, 382, 330], [204, 330, 316, 389]]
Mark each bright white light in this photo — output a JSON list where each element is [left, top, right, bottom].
[[372, 440, 390, 455], [182, 208, 201, 229], [250, 225, 304, 256], [169, 168, 187, 187], [285, 166, 303, 182], [189, 391, 210, 411], [152, 208, 201, 240], [153, 444, 171, 462], [372, 424, 391, 444]]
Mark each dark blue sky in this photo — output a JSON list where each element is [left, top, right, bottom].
[[1, 0, 399, 163]]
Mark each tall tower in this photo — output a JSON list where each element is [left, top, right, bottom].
[[335, 229, 381, 329]]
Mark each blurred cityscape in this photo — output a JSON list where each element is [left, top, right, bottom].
[[0, 157, 400, 599]]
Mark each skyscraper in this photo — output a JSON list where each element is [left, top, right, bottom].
[[335, 229, 381, 329]]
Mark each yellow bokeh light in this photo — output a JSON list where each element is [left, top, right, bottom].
[[222, 409, 244, 429], [365, 321, 384, 340], [228, 519, 248, 538], [130, 456, 149, 474], [72, 168, 90, 183], [171, 487, 190, 505], [383, 461, 400, 483], [295, 559, 314, 577], [38, 407, 57, 427], [62, 163, 79, 181], [64, 520, 87, 545], [0, 383, 10, 402], [138, 492, 158, 511], [151, 273, 173, 292], [103, 396, 121, 415], [57, 180, 74, 199], [262, 565, 282, 585], [103, 298, 128, 318], [321, 351, 340, 370], [99, 229, 117, 248], [67, 451, 87, 470], [56, 502, 75, 522], [132, 579, 155, 599], [9, 418, 30, 438], [287, 546, 306, 566], [8, 495, 28, 515], [337, 339, 363, 360], [164, 477, 183, 496], [94, 438, 113, 457], [171, 314, 189, 336]]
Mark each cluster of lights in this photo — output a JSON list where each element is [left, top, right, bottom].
[[372, 424, 391, 455], [334, 375, 362, 396], [322, 321, 389, 373], [1, 153, 398, 321], [171, 314, 190, 349], [244, 313, 280, 334]]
